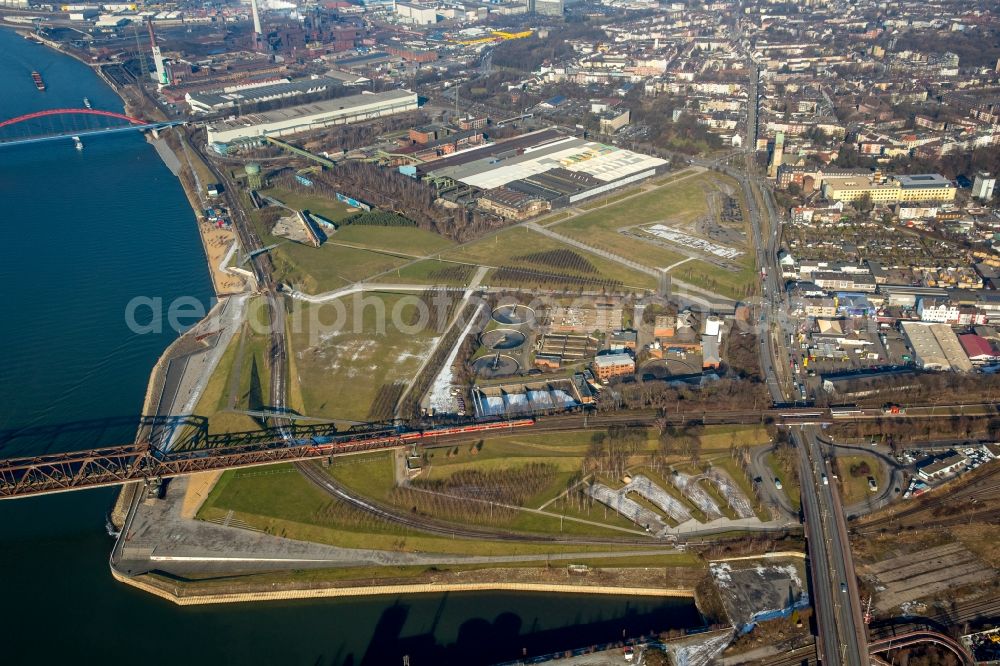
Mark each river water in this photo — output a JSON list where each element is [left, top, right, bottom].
[[0, 29, 701, 664]]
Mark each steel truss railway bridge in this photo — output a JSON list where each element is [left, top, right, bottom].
[[0, 403, 995, 499], [0, 108, 184, 147]]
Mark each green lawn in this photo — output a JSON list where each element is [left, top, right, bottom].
[[325, 436, 665, 537], [198, 462, 650, 556], [673, 254, 758, 300], [174, 325, 259, 444], [189, 322, 263, 436], [326, 451, 397, 503], [330, 225, 454, 256], [695, 425, 770, 452], [248, 190, 422, 293], [551, 176, 714, 269], [287, 294, 442, 421], [259, 187, 356, 223], [766, 451, 801, 513], [578, 188, 641, 211], [185, 297, 273, 437], [836, 454, 881, 506], [441, 226, 657, 291], [270, 243, 412, 293], [372, 259, 479, 287], [546, 172, 757, 298]]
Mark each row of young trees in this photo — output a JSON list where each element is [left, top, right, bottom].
[[491, 266, 624, 291], [411, 462, 558, 506], [341, 211, 415, 227], [513, 249, 599, 275], [368, 382, 406, 422]]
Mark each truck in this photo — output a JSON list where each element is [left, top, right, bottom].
[[821, 473, 829, 486], [882, 404, 906, 415]]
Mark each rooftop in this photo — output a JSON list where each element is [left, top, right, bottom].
[[206, 89, 416, 131], [593, 353, 635, 368], [896, 173, 953, 188]]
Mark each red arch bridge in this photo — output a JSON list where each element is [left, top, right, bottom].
[[0, 108, 185, 147]]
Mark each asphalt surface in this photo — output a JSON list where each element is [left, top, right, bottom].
[[729, 61, 870, 665]]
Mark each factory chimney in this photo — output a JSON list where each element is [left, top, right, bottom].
[[250, 0, 263, 36], [147, 19, 168, 86]]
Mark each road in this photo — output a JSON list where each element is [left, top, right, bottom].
[[818, 437, 907, 518], [733, 59, 871, 665]]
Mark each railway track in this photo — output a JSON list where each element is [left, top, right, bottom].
[[293, 459, 672, 547], [929, 595, 1000, 625], [755, 644, 818, 666]]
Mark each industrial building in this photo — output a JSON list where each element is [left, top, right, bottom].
[[899, 321, 973, 372], [206, 89, 418, 145], [592, 353, 635, 382], [547, 303, 624, 334], [959, 333, 999, 364], [530, 0, 564, 15], [395, 1, 438, 24], [471, 379, 585, 418], [477, 188, 550, 220], [420, 129, 667, 207], [599, 108, 631, 134], [917, 451, 967, 480], [186, 77, 342, 114]]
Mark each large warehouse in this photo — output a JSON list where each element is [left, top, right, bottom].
[[421, 129, 668, 206], [899, 321, 972, 372], [206, 89, 418, 145], [186, 77, 342, 114]]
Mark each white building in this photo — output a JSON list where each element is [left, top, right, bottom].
[[917, 451, 967, 480], [186, 77, 338, 114], [972, 172, 996, 200], [395, 1, 437, 24], [206, 89, 418, 145]]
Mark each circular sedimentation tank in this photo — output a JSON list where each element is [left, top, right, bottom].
[[480, 328, 526, 351], [472, 353, 520, 378], [491, 304, 536, 326]]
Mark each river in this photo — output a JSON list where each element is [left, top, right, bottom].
[[0, 28, 701, 664]]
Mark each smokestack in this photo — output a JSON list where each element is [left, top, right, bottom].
[[147, 19, 168, 86], [250, 0, 263, 36]]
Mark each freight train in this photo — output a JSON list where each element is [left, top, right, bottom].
[[300, 418, 536, 456]]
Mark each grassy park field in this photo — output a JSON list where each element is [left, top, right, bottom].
[[441, 225, 657, 291], [249, 186, 451, 293], [197, 426, 777, 549], [836, 453, 882, 505], [548, 172, 755, 299], [286, 293, 445, 422]]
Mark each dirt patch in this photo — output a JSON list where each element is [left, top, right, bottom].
[[200, 223, 245, 295], [861, 541, 996, 612], [709, 560, 806, 630], [181, 471, 223, 519]]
